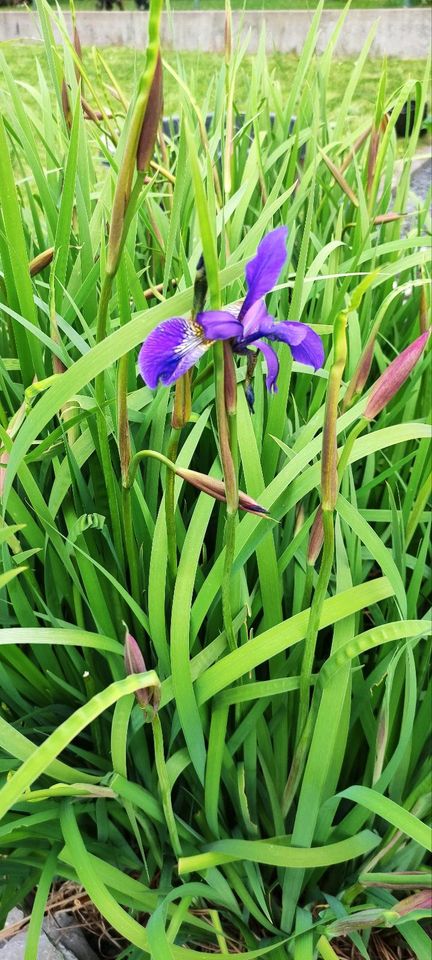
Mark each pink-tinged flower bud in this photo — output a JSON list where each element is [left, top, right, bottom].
[[177, 466, 268, 517], [364, 330, 430, 421], [124, 630, 160, 712], [394, 890, 432, 917]]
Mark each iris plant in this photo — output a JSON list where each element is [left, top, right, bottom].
[[138, 227, 324, 391]]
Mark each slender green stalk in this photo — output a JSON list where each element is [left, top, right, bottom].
[[95, 0, 163, 576], [122, 486, 140, 605], [298, 509, 334, 735], [297, 307, 348, 743], [214, 342, 239, 652], [95, 274, 124, 569], [165, 429, 180, 578], [152, 713, 181, 858]]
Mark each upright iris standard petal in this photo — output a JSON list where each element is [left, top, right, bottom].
[[240, 226, 288, 319], [241, 300, 272, 339], [264, 320, 325, 370], [138, 317, 209, 389]]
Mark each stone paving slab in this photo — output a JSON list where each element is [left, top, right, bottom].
[[1, 909, 98, 960], [1, 911, 66, 960]]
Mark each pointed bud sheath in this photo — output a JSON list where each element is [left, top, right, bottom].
[[321, 310, 348, 511], [136, 51, 163, 172], [124, 630, 160, 712], [106, 0, 163, 277], [29, 247, 54, 277], [171, 371, 191, 429], [73, 25, 83, 65], [394, 890, 432, 918], [342, 322, 379, 412], [307, 506, 324, 566], [364, 330, 430, 421], [177, 466, 268, 517], [61, 80, 71, 129], [224, 0, 232, 65]]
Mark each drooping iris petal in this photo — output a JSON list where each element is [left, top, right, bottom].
[[240, 226, 288, 319], [265, 320, 325, 370], [197, 310, 243, 341], [253, 339, 280, 392], [138, 317, 209, 389]]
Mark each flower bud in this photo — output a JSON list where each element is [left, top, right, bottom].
[[177, 466, 268, 517], [394, 890, 432, 918], [29, 247, 54, 278], [307, 507, 324, 566], [136, 51, 163, 173], [124, 629, 160, 712], [364, 330, 430, 421], [342, 320, 380, 412]]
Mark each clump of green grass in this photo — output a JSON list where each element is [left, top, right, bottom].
[[0, 0, 430, 957]]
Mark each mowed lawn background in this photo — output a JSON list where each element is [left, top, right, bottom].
[[1, 43, 430, 125]]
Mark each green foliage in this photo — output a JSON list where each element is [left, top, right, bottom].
[[0, 1, 430, 957]]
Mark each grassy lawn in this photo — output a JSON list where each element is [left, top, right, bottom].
[[0, 43, 429, 123]]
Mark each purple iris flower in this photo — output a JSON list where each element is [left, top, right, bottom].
[[138, 227, 324, 392]]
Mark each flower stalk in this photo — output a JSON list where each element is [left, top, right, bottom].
[[94, 0, 163, 570], [298, 305, 348, 744]]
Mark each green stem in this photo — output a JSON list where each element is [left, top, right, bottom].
[[95, 274, 124, 569], [165, 430, 180, 578], [301, 564, 314, 612], [281, 693, 319, 818], [122, 486, 140, 605], [126, 449, 175, 490], [152, 713, 181, 858], [222, 511, 237, 652], [337, 417, 367, 480], [214, 342, 239, 652], [298, 508, 335, 741]]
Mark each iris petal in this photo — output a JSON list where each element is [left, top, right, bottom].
[[264, 320, 325, 370], [254, 339, 280, 392], [197, 310, 243, 341], [138, 317, 209, 389], [240, 226, 288, 319]]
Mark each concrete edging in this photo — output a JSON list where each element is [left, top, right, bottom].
[[0, 8, 431, 57]]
